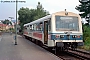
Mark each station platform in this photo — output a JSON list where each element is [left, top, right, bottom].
[[0, 33, 61, 60]]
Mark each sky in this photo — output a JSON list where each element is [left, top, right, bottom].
[[0, 0, 81, 20]]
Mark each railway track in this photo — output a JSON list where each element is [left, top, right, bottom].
[[56, 51, 79, 60], [43, 46, 90, 60], [23, 36, 90, 60], [66, 49, 90, 60], [52, 49, 90, 60], [43, 47, 79, 60]]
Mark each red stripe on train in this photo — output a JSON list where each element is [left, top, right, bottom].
[[33, 32, 42, 39], [24, 31, 28, 34]]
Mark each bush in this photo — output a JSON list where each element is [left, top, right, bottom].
[[82, 25, 90, 50]]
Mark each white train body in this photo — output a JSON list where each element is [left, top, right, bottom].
[[23, 11, 83, 49]]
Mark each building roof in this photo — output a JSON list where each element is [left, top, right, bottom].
[[0, 24, 7, 27]]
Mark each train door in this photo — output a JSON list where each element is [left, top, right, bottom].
[[44, 21, 48, 44]]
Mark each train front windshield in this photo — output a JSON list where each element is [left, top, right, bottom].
[[55, 16, 79, 31]]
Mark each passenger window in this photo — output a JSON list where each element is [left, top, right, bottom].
[[36, 23, 39, 30], [48, 19, 51, 31], [36, 22, 43, 31], [45, 22, 48, 31], [33, 24, 37, 30], [32, 25, 34, 30], [40, 22, 43, 31], [30, 25, 32, 30], [24, 26, 27, 29]]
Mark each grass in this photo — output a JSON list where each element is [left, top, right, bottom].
[[79, 25, 90, 50], [83, 37, 90, 50]]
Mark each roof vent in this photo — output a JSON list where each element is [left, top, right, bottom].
[[65, 9, 68, 15]]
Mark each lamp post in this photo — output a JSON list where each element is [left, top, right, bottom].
[[15, 0, 26, 45], [14, 0, 18, 45], [2, 23, 3, 32], [1, 0, 26, 45]]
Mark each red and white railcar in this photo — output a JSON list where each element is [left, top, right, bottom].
[[23, 10, 83, 51]]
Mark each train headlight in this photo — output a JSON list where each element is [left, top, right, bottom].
[[72, 35, 77, 38], [72, 35, 80, 38], [60, 35, 64, 38], [77, 35, 80, 38], [55, 35, 60, 38]]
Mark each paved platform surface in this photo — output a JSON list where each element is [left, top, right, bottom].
[[0, 33, 61, 60]]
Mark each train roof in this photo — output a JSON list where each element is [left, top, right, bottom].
[[24, 15, 51, 26], [24, 11, 80, 26]]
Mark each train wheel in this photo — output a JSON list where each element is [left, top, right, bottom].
[[64, 43, 69, 51], [35, 40, 43, 47], [71, 45, 76, 50], [55, 46, 57, 54], [55, 47, 60, 54], [48, 47, 53, 51], [35, 40, 38, 45], [39, 41, 43, 47], [71, 43, 77, 50], [64, 47, 68, 51], [24, 36, 26, 38]]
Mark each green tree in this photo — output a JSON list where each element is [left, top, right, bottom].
[[3, 19, 12, 25], [75, 0, 90, 18], [34, 2, 49, 20], [18, 7, 30, 24], [18, 7, 29, 30], [75, 0, 90, 25], [18, 2, 50, 30]]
